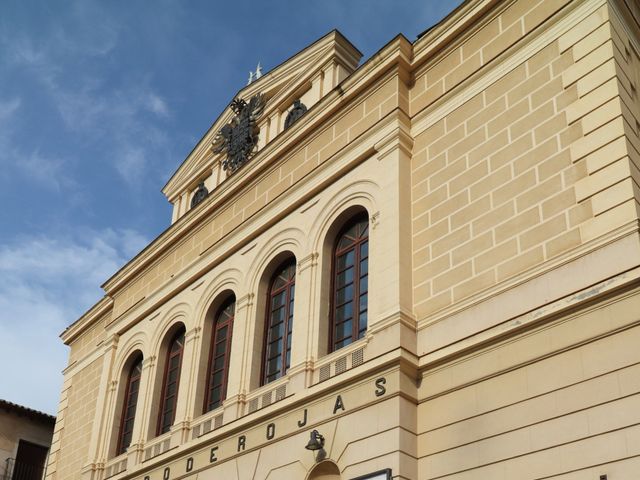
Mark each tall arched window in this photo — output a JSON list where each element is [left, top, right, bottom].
[[330, 214, 369, 352], [262, 258, 296, 385], [203, 297, 235, 412], [116, 354, 143, 455], [157, 327, 185, 436]]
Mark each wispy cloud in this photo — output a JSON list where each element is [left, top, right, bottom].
[[0, 227, 149, 414], [1, 6, 172, 188], [0, 96, 73, 192], [0, 97, 21, 121]]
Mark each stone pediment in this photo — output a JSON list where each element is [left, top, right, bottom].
[[162, 30, 362, 222]]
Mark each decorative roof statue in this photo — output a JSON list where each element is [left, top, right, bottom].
[[247, 63, 263, 85], [212, 93, 265, 174], [190, 181, 209, 208], [284, 99, 308, 129]]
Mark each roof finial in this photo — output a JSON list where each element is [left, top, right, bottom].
[[247, 62, 263, 85]]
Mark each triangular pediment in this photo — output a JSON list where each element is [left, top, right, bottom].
[[162, 30, 362, 207]]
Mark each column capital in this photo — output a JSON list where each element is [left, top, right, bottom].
[[375, 126, 413, 160], [236, 292, 255, 310], [297, 252, 319, 274], [185, 326, 202, 343]]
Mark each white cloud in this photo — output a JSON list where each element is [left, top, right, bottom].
[[1, 11, 171, 187], [145, 92, 170, 118], [0, 228, 149, 414], [0, 97, 21, 121]]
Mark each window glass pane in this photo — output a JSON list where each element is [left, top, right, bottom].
[[215, 341, 226, 356], [267, 340, 283, 358], [213, 356, 225, 371], [267, 357, 280, 375], [359, 222, 369, 238], [336, 302, 353, 322], [359, 293, 368, 312], [336, 267, 354, 288], [335, 319, 352, 340], [358, 311, 367, 332], [360, 274, 368, 293], [337, 250, 355, 270], [212, 371, 223, 386], [336, 284, 354, 305], [271, 291, 285, 309], [360, 257, 368, 275], [360, 241, 368, 258], [269, 322, 284, 340], [217, 325, 227, 340]]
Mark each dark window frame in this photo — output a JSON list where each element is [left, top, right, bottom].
[[203, 297, 235, 413], [260, 258, 296, 386], [156, 327, 185, 436], [116, 353, 143, 455], [329, 213, 369, 353]]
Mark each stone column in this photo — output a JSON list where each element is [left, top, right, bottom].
[[222, 292, 253, 421], [127, 354, 156, 466], [288, 252, 319, 391], [170, 325, 202, 445], [368, 126, 415, 350], [81, 334, 119, 480]]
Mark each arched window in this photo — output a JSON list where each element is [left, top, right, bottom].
[[330, 214, 369, 352], [157, 327, 185, 436], [116, 354, 143, 455], [203, 297, 235, 412], [262, 258, 296, 385]]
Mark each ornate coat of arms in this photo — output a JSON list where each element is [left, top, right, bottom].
[[213, 93, 265, 174]]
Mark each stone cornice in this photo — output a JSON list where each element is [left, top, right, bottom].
[[60, 295, 113, 345]]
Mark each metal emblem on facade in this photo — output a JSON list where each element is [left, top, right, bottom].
[[213, 93, 265, 174], [190, 181, 209, 208], [284, 99, 307, 129]]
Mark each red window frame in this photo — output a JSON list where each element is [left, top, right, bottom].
[[203, 297, 235, 412], [156, 327, 185, 436], [116, 354, 143, 455], [329, 214, 369, 352], [261, 258, 296, 385]]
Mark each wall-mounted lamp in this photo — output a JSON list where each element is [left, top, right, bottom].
[[305, 430, 325, 451]]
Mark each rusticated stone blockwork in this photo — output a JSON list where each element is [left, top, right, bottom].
[[49, 1, 640, 479]]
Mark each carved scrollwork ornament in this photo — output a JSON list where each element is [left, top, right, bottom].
[[191, 181, 209, 208], [212, 93, 265, 174], [284, 99, 307, 129]]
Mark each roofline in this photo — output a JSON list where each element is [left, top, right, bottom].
[[161, 29, 362, 193], [0, 399, 56, 423], [416, 0, 470, 39]]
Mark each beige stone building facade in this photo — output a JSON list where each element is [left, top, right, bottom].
[[47, 0, 640, 478]]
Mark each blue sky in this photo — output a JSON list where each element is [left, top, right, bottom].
[[0, 0, 462, 415]]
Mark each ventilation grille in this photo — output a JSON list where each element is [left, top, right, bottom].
[[214, 414, 223, 429], [275, 384, 286, 401], [244, 383, 287, 416], [104, 458, 127, 478], [352, 348, 364, 367], [144, 438, 170, 461], [335, 355, 347, 374], [192, 414, 224, 439], [319, 364, 331, 382], [316, 347, 365, 384]]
